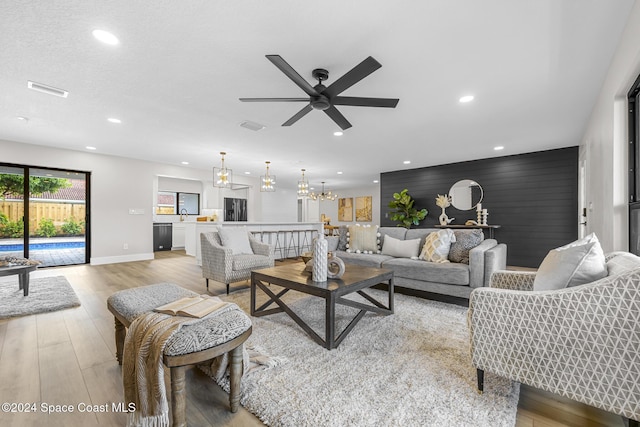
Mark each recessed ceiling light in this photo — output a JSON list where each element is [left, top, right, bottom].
[[107, 117, 121, 124], [86, 146, 97, 150], [16, 116, 28, 121], [244, 171, 251, 175], [403, 160, 411, 165], [333, 131, 343, 136], [181, 161, 189, 165], [373, 180, 379, 184], [337, 171, 343, 175], [92, 29, 119, 45], [494, 146, 504, 151], [459, 95, 474, 103]]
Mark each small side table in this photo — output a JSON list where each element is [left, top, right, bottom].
[[0, 264, 38, 296]]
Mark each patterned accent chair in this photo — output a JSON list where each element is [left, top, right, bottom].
[[201, 231, 274, 294], [468, 252, 640, 426]]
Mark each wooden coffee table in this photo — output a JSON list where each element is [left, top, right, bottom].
[[0, 264, 38, 296], [251, 263, 394, 349]]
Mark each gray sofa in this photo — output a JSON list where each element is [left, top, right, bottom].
[[333, 226, 507, 299]]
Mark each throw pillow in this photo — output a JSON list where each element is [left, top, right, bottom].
[[419, 229, 456, 263], [346, 224, 380, 254], [337, 226, 349, 251], [381, 235, 421, 258], [448, 229, 484, 264], [533, 233, 607, 291], [217, 227, 254, 255], [326, 236, 339, 252]]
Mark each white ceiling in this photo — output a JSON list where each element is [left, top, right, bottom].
[[0, 1, 635, 191]]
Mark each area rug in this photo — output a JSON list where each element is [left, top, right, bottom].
[[212, 289, 519, 427], [0, 276, 80, 319]]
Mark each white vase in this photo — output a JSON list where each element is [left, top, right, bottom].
[[439, 208, 449, 226], [312, 235, 328, 282]]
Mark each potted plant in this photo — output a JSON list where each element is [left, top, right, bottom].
[[388, 189, 428, 228]]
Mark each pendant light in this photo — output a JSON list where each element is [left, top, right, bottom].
[[213, 152, 233, 188], [297, 169, 309, 196], [309, 181, 337, 201], [260, 161, 276, 192]]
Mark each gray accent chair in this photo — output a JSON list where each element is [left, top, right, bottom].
[[468, 252, 640, 426], [200, 231, 274, 294]]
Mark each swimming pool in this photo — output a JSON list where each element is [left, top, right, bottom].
[[0, 241, 86, 252]]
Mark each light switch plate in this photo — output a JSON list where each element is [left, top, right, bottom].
[[128, 208, 145, 215]]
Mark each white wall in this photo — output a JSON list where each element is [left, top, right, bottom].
[[581, 2, 640, 252], [319, 184, 381, 226], [0, 139, 294, 264]]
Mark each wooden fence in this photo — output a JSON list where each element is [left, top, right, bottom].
[[0, 201, 86, 234]]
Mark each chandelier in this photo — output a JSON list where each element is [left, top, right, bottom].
[[309, 181, 337, 201], [260, 161, 276, 192], [297, 169, 309, 196], [213, 152, 232, 188]]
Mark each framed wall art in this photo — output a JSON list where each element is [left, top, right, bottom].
[[356, 196, 372, 222], [338, 197, 353, 222]]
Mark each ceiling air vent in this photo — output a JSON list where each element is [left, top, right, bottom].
[[27, 81, 69, 98], [239, 120, 265, 131]]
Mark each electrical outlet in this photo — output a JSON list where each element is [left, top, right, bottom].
[[123, 243, 128, 250]]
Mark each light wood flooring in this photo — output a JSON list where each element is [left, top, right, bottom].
[[0, 251, 625, 426]]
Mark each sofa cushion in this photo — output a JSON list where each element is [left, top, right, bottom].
[[533, 233, 607, 291], [405, 228, 438, 251], [334, 250, 393, 268], [232, 253, 272, 271], [378, 227, 407, 248], [419, 229, 456, 263], [382, 257, 470, 286], [381, 235, 421, 258], [449, 229, 484, 264], [347, 224, 380, 253]]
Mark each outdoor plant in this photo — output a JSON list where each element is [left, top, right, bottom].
[[36, 218, 57, 238], [61, 217, 83, 236], [0, 217, 24, 238], [388, 189, 428, 229]]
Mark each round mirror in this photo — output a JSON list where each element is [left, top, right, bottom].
[[449, 179, 483, 210]]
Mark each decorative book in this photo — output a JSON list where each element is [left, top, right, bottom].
[[154, 295, 229, 318]]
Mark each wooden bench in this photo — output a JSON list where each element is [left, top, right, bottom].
[[107, 283, 252, 427]]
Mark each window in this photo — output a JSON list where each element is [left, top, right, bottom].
[[156, 192, 199, 215]]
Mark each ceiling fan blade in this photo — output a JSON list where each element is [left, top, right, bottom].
[[324, 106, 352, 130], [333, 96, 399, 108], [282, 104, 313, 126], [266, 55, 319, 97], [322, 56, 382, 98], [239, 98, 309, 102]]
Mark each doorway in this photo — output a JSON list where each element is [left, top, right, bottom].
[[0, 163, 90, 267]]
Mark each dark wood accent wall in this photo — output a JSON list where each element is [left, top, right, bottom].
[[380, 147, 579, 268]]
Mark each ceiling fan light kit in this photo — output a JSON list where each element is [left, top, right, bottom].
[[240, 55, 399, 130]]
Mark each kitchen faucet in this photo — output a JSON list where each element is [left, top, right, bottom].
[[179, 208, 188, 222]]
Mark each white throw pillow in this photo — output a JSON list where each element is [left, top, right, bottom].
[[533, 233, 607, 291], [419, 229, 456, 263], [346, 224, 380, 254], [217, 227, 254, 255], [381, 235, 421, 258]]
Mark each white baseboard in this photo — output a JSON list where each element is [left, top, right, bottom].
[[90, 253, 154, 266]]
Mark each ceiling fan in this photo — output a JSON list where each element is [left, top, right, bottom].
[[240, 55, 399, 130]]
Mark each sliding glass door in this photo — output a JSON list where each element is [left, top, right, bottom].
[[0, 163, 90, 267], [0, 166, 25, 260]]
